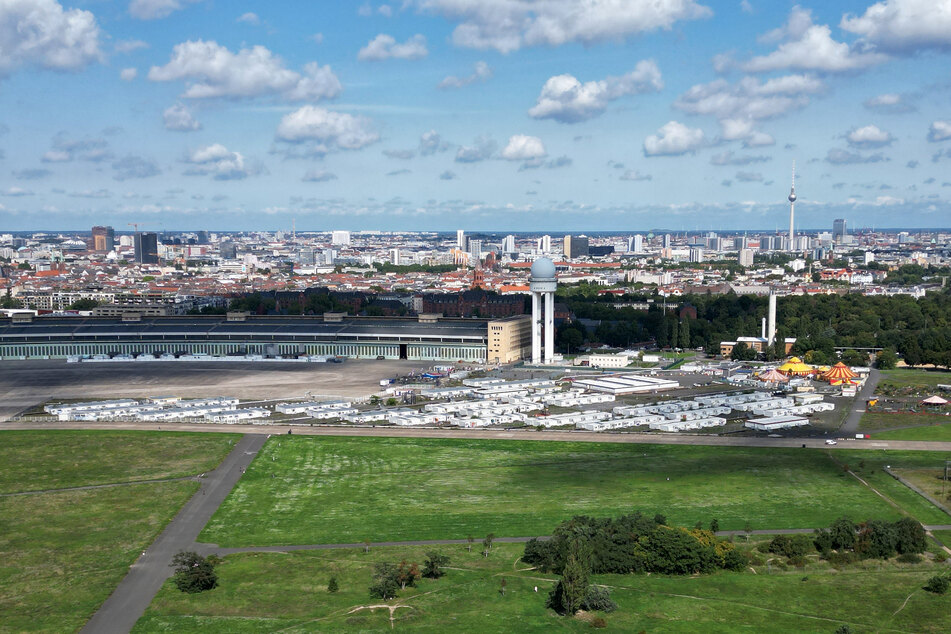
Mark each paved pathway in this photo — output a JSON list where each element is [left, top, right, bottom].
[[0, 476, 196, 497], [80, 434, 266, 634], [841, 368, 881, 434]]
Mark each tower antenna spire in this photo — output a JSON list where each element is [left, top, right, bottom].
[[787, 160, 797, 250]]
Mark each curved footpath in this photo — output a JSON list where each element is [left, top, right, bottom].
[[4, 419, 951, 452]]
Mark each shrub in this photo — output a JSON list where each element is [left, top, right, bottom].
[[896, 553, 922, 564], [722, 549, 748, 571], [893, 517, 928, 555], [328, 576, 339, 593], [788, 555, 807, 568], [924, 575, 950, 594], [590, 616, 607, 628], [171, 551, 218, 594], [935, 551, 948, 563], [769, 535, 812, 559], [582, 586, 617, 613]]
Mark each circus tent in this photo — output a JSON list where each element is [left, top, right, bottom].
[[758, 369, 789, 383], [777, 357, 813, 376], [822, 362, 859, 384]]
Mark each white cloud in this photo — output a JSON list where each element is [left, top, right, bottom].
[[129, 0, 201, 21], [41, 133, 110, 163], [740, 1, 753, 14], [620, 170, 652, 181], [846, 124, 894, 148], [119, 67, 137, 81], [841, 0, 951, 53], [928, 120, 951, 142], [643, 121, 705, 156], [236, 12, 260, 25], [2, 186, 33, 196], [527, 60, 663, 123], [411, 0, 712, 53], [744, 6, 887, 73], [438, 61, 492, 89], [357, 34, 428, 61], [378, 4, 393, 17], [163, 103, 201, 131], [112, 155, 161, 181], [383, 149, 415, 160], [275, 106, 379, 154], [184, 143, 258, 180], [735, 171, 764, 182], [864, 93, 914, 114], [0, 0, 103, 76], [419, 130, 448, 155], [675, 74, 819, 144], [455, 136, 496, 163], [302, 169, 337, 182], [501, 135, 546, 161], [115, 39, 149, 54], [439, 170, 457, 180], [149, 40, 342, 101], [710, 151, 771, 165], [825, 148, 887, 164]]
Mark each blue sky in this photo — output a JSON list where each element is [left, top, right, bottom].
[[1, 0, 950, 231]]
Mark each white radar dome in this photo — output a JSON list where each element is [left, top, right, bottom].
[[531, 257, 556, 279]]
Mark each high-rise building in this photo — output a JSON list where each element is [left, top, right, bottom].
[[220, 241, 237, 259], [738, 248, 754, 267], [502, 234, 516, 254], [629, 234, 644, 253], [196, 230, 209, 244], [468, 239, 483, 261], [134, 232, 159, 264], [331, 230, 351, 246], [537, 235, 551, 253], [688, 246, 704, 263], [456, 229, 466, 251], [91, 226, 114, 252], [833, 219, 847, 243], [662, 233, 672, 248], [299, 248, 316, 266], [390, 248, 401, 265], [563, 235, 589, 259]]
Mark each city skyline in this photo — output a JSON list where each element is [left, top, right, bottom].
[[2, 1, 951, 231]]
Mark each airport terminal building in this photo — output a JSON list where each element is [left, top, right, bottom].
[[0, 313, 532, 363]]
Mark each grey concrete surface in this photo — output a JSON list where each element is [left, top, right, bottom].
[[841, 368, 881, 434], [80, 434, 266, 634], [0, 359, 432, 419]]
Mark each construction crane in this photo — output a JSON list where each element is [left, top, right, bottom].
[[127, 222, 144, 233]]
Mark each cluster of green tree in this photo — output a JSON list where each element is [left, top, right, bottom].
[[811, 516, 928, 560], [189, 291, 352, 316], [172, 551, 220, 593], [368, 551, 449, 600], [0, 291, 22, 309], [522, 512, 746, 578], [883, 263, 949, 286], [372, 263, 457, 274], [556, 287, 951, 364], [66, 298, 101, 311]]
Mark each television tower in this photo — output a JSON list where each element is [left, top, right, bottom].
[[787, 161, 797, 250]]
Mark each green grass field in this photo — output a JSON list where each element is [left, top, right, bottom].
[[873, 419, 951, 441], [0, 482, 198, 633], [881, 369, 951, 390], [134, 542, 951, 633], [859, 411, 951, 433], [0, 430, 238, 633], [0, 430, 239, 493], [200, 437, 951, 547]]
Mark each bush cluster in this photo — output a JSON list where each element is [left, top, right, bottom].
[[813, 517, 927, 561], [523, 512, 744, 577]]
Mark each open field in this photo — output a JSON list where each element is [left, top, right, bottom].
[[0, 482, 198, 633], [201, 437, 951, 547], [859, 411, 951, 433], [135, 541, 951, 633], [0, 430, 238, 493], [0, 430, 238, 632], [880, 369, 951, 390], [875, 420, 951, 441], [0, 359, 433, 420]]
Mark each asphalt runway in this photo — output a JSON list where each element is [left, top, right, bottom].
[[0, 359, 432, 419]]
